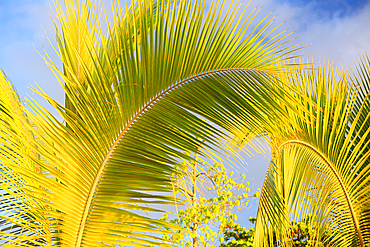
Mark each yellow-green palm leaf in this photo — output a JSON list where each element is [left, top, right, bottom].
[[0, 0, 299, 246], [254, 61, 370, 247]]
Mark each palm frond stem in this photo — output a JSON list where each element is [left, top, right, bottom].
[[277, 139, 364, 247]]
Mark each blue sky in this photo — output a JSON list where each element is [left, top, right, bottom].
[[0, 0, 369, 233], [1, 0, 369, 104], [283, 0, 368, 18]]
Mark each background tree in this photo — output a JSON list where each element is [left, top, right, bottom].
[[159, 152, 260, 247], [221, 215, 334, 247]]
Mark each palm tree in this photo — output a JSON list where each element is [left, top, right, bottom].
[[0, 0, 300, 246]]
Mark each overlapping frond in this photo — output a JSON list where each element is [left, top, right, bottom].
[[0, 72, 51, 245], [254, 60, 370, 247]]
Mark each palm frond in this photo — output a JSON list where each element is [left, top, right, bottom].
[[0, 71, 51, 245], [254, 59, 370, 247], [0, 0, 301, 246]]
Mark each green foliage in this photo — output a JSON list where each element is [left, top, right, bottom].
[[220, 217, 256, 247], [160, 156, 257, 247], [221, 215, 334, 247]]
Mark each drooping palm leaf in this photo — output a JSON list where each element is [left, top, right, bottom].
[[0, 0, 300, 246], [254, 60, 370, 247]]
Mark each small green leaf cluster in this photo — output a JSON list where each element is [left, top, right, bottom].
[[220, 217, 256, 247]]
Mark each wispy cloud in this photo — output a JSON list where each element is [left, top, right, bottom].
[[296, 2, 370, 66], [261, 0, 370, 66]]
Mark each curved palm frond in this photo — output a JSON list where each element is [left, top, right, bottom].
[[0, 0, 301, 246], [254, 59, 370, 247]]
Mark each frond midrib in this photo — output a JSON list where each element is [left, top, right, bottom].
[[277, 139, 364, 247]]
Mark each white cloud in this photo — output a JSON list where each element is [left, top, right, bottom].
[[297, 3, 370, 66], [231, 0, 370, 66], [258, 0, 370, 66]]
